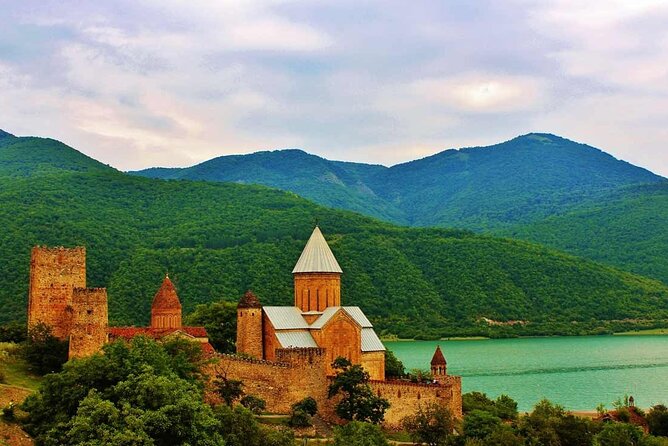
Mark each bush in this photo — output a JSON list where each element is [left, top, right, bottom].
[[402, 403, 455, 446], [288, 409, 312, 428], [292, 396, 318, 416], [647, 405, 668, 437], [1, 403, 15, 421], [22, 322, 68, 375], [240, 395, 266, 414], [333, 421, 389, 446], [0, 321, 26, 343]]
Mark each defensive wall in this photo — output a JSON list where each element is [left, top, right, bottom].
[[208, 348, 462, 428]]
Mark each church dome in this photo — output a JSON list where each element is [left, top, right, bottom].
[[152, 275, 182, 310]]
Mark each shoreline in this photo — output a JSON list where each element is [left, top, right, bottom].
[[382, 329, 668, 342]]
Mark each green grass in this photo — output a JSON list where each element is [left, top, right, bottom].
[[0, 344, 41, 390]]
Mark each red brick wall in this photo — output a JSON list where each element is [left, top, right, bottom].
[[311, 311, 361, 376], [68, 288, 108, 359], [294, 273, 341, 312]]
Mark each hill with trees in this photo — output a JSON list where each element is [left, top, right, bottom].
[[1, 132, 668, 338]]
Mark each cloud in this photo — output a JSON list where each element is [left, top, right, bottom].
[[0, 0, 666, 176]]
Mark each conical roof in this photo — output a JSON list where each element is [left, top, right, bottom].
[[292, 226, 343, 274], [238, 290, 262, 309], [152, 275, 182, 310], [431, 345, 447, 366]]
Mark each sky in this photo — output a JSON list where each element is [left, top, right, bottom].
[[1, 1, 667, 175]]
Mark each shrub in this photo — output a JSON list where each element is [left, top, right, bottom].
[[288, 409, 312, 428], [240, 395, 266, 414], [292, 397, 318, 416], [1, 403, 15, 421], [333, 421, 389, 446]]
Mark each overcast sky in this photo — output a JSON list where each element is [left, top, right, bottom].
[[1, 1, 667, 175]]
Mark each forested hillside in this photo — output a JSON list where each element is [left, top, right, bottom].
[[1, 133, 668, 338]]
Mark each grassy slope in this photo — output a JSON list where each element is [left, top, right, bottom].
[[1, 135, 668, 338]]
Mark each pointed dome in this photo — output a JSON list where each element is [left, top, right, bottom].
[[238, 290, 262, 309], [292, 226, 343, 274], [152, 275, 182, 310], [431, 345, 447, 366]]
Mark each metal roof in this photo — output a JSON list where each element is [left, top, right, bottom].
[[309, 306, 340, 329], [292, 227, 343, 274], [361, 328, 386, 352], [309, 306, 373, 329], [263, 306, 309, 329], [275, 331, 318, 348]]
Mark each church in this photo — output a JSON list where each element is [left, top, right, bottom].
[[235, 226, 386, 380]]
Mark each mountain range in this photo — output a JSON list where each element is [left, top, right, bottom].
[[1, 128, 667, 338], [132, 134, 668, 284]]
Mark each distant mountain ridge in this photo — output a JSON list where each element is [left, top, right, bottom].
[[1, 130, 667, 338], [132, 133, 664, 230]]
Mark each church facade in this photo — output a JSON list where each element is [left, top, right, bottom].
[[235, 226, 386, 380]]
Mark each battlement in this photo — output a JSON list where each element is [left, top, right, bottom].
[[216, 353, 290, 369], [72, 287, 107, 300], [276, 347, 326, 368]]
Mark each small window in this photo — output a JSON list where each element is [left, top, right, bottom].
[[87, 309, 93, 315]]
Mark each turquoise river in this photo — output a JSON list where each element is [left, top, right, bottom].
[[385, 336, 668, 412]]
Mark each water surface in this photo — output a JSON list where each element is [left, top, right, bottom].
[[385, 336, 668, 412]]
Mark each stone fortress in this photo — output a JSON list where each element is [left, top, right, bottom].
[[27, 227, 462, 427]]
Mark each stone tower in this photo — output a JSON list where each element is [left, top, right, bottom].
[[28, 246, 86, 339], [151, 275, 182, 329], [431, 345, 447, 378], [68, 288, 109, 358], [236, 290, 263, 359], [293, 227, 342, 312]]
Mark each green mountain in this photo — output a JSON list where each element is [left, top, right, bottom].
[[132, 134, 663, 230], [132, 134, 668, 284], [1, 132, 667, 338]]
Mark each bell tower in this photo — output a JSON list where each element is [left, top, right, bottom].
[[236, 290, 263, 359], [151, 275, 182, 329], [431, 345, 447, 378], [293, 226, 342, 312]]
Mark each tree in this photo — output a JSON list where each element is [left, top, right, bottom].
[[647, 404, 668, 437], [384, 349, 405, 379], [328, 357, 390, 424], [215, 404, 294, 446], [21, 336, 211, 443], [292, 397, 318, 416], [402, 403, 456, 446], [22, 322, 68, 375], [0, 321, 26, 343], [240, 395, 266, 414], [214, 375, 244, 406], [595, 422, 644, 446], [463, 410, 502, 440], [333, 421, 389, 446], [185, 300, 238, 353]]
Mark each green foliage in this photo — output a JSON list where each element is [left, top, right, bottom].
[[463, 410, 502, 440], [214, 375, 244, 406], [22, 323, 68, 376], [328, 357, 390, 424], [287, 409, 311, 428], [21, 336, 222, 445], [596, 422, 644, 446], [384, 349, 405, 379], [647, 405, 668, 437], [402, 402, 456, 446], [1, 135, 668, 337], [462, 392, 518, 421], [292, 397, 318, 416], [240, 395, 266, 415], [185, 300, 237, 353], [1, 402, 16, 421], [215, 404, 293, 446], [333, 421, 389, 446], [0, 321, 26, 343], [518, 399, 599, 446]]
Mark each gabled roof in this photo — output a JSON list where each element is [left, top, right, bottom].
[[292, 226, 343, 274], [361, 328, 385, 352], [275, 331, 318, 348], [264, 306, 310, 329], [431, 345, 447, 366], [309, 306, 372, 329], [152, 275, 181, 310]]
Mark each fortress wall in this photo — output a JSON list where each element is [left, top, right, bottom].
[[210, 348, 328, 414], [68, 287, 109, 359], [370, 376, 463, 428]]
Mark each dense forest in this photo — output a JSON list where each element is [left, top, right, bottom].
[[131, 133, 668, 285], [1, 131, 668, 338]]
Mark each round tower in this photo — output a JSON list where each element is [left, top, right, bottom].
[[431, 345, 447, 379], [151, 275, 182, 329], [293, 226, 342, 312], [236, 290, 263, 359]]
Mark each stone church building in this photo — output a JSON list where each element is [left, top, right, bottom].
[[236, 226, 386, 380]]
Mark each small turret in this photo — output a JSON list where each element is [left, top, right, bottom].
[[431, 345, 447, 378], [236, 290, 263, 359], [151, 275, 182, 329]]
